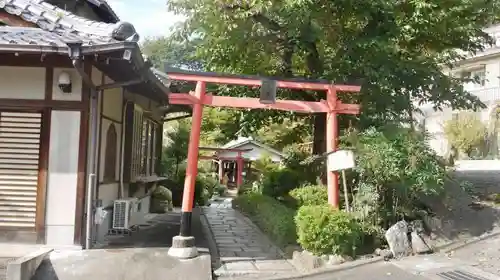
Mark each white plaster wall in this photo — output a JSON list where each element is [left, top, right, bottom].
[[95, 182, 119, 244], [91, 67, 103, 86], [45, 111, 81, 246], [98, 118, 122, 183], [123, 90, 163, 122], [102, 87, 123, 122], [485, 59, 500, 89], [52, 68, 83, 101], [217, 143, 283, 162], [0, 67, 45, 99]]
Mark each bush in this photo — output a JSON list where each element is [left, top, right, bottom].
[[215, 184, 226, 196], [151, 185, 173, 213], [233, 193, 297, 246], [444, 112, 487, 158], [194, 174, 219, 206], [342, 125, 447, 228], [162, 170, 219, 207], [289, 184, 328, 207], [261, 168, 302, 198], [295, 205, 364, 256]]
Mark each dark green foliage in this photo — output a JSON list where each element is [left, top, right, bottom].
[[161, 120, 190, 178], [165, 0, 498, 149], [342, 125, 446, 227], [261, 168, 302, 198], [151, 186, 173, 213], [232, 193, 297, 246]]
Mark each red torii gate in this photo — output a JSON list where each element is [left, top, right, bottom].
[[198, 146, 253, 189], [165, 68, 360, 259]]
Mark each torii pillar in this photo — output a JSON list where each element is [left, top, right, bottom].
[[165, 68, 361, 260]]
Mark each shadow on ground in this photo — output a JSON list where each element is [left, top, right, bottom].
[[420, 171, 500, 245], [31, 209, 212, 280]]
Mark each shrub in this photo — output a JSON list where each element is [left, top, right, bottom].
[[289, 184, 328, 207], [261, 168, 302, 198], [342, 125, 447, 228], [164, 169, 219, 207], [194, 174, 219, 206], [444, 112, 487, 158], [295, 205, 363, 256], [238, 182, 258, 195], [233, 193, 297, 246], [151, 185, 173, 213], [282, 143, 322, 184], [215, 184, 226, 196]]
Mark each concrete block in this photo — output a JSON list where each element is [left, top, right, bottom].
[[33, 248, 212, 280], [6, 248, 53, 280], [168, 236, 199, 259]]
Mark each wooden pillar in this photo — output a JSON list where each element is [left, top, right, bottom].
[[236, 152, 244, 189], [326, 86, 340, 208], [179, 81, 206, 236], [218, 159, 224, 183]]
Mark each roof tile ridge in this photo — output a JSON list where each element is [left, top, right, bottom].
[[2, 0, 139, 42]]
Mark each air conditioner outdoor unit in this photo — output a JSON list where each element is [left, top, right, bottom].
[[112, 198, 138, 230]]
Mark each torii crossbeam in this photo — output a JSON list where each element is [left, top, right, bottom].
[[164, 67, 361, 259]]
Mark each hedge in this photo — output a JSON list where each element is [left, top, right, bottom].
[[232, 193, 297, 246], [289, 184, 328, 207], [295, 204, 364, 256]]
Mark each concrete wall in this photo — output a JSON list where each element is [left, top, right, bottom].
[[45, 111, 81, 245]]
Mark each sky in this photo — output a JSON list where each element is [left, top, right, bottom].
[[106, 0, 185, 40]]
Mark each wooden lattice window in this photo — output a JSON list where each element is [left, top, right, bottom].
[[103, 123, 118, 182], [139, 118, 158, 176]]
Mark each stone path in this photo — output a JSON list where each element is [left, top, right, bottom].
[[203, 198, 297, 278]]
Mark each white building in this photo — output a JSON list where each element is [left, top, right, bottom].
[[419, 24, 500, 156], [0, 0, 170, 251]]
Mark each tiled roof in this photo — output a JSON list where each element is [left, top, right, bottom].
[[0, 26, 101, 47], [0, 0, 171, 103], [84, 0, 120, 22], [222, 137, 285, 157], [0, 0, 138, 47]]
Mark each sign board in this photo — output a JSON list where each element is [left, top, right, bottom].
[[327, 150, 355, 172], [260, 79, 277, 104]]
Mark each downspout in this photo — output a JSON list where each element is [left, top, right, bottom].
[[67, 42, 99, 249], [119, 100, 133, 198]]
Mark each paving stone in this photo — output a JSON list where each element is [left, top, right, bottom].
[[203, 199, 298, 276], [216, 239, 238, 244], [254, 260, 296, 271], [218, 246, 244, 252], [223, 261, 258, 271], [219, 251, 238, 258]]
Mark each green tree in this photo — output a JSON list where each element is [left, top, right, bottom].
[[166, 0, 496, 155], [444, 112, 487, 158], [141, 36, 202, 70], [342, 125, 446, 227], [161, 119, 191, 177], [255, 118, 311, 151]]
